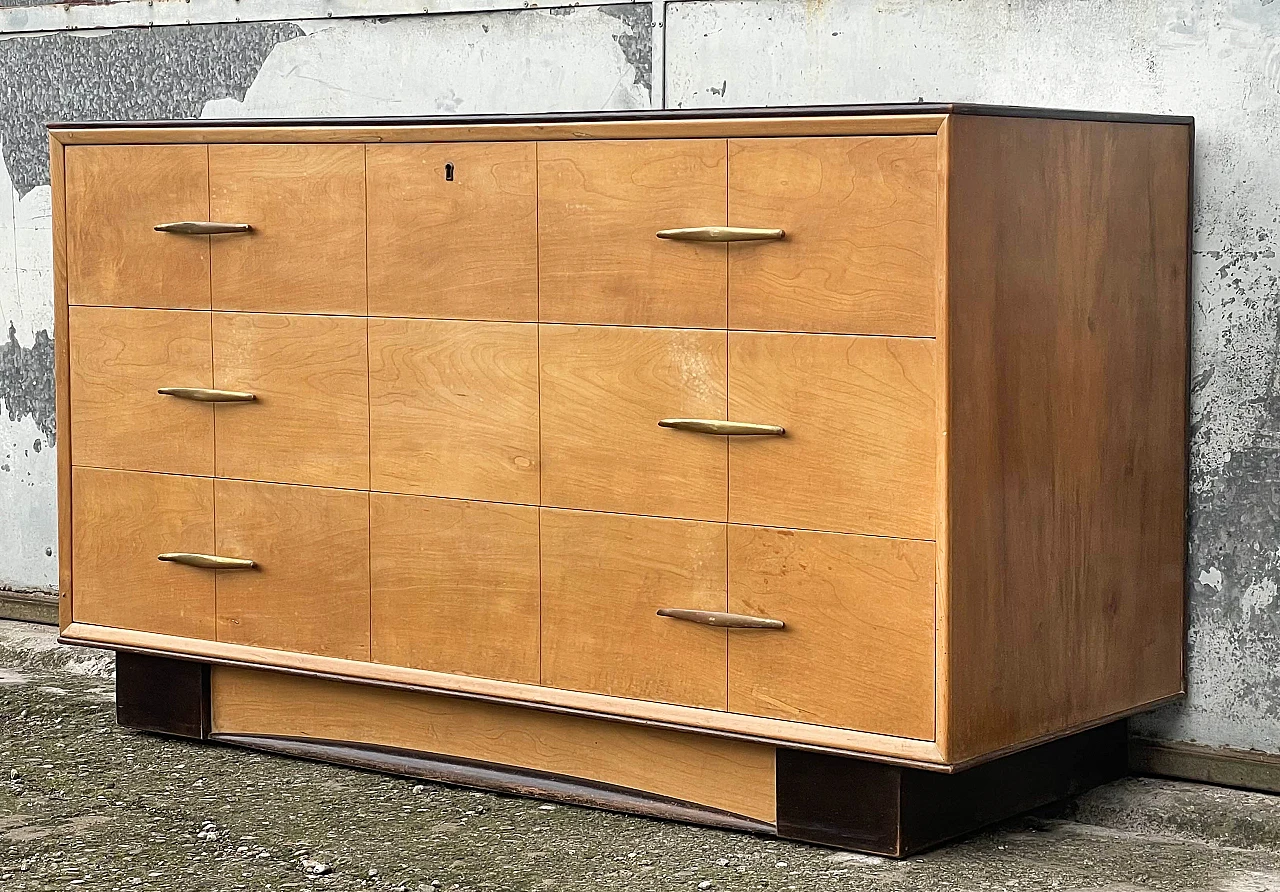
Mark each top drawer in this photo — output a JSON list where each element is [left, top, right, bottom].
[[65, 136, 937, 335], [65, 144, 367, 315], [728, 136, 938, 337]]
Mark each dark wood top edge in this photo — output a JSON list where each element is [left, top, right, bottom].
[[46, 103, 1193, 130]]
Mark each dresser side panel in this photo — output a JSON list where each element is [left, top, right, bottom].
[[943, 115, 1190, 761]]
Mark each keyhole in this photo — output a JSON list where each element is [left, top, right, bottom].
[[444, 162, 454, 182]]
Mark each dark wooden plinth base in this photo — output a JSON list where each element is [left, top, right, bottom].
[[776, 721, 1129, 855], [115, 651, 210, 739], [114, 653, 1128, 856]]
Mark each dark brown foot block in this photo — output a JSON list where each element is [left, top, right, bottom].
[[115, 651, 210, 739], [776, 721, 1128, 856]]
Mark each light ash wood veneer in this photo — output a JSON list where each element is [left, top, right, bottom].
[[367, 142, 537, 321], [68, 307, 215, 477], [369, 318, 538, 504], [371, 493, 540, 684], [65, 144, 211, 310], [72, 467, 215, 639], [538, 139, 729, 328]]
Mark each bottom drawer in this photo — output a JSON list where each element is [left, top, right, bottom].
[[69, 467, 370, 660], [728, 525, 935, 740], [72, 466, 215, 639]]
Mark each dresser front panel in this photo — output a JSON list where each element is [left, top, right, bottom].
[[59, 123, 958, 758], [68, 306, 215, 477], [727, 525, 935, 740], [369, 318, 539, 504], [214, 479, 370, 661], [209, 144, 367, 315], [728, 136, 938, 337], [71, 467, 215, 639], [212, 312, 370, 490], [727, 332, 937, 539], [540, 508, 729, 710], [539, 324, 729, 521], [65, 144, 211, 310], [367, 142, 538, 321], [538, 139, 729, 328], [371, 493, 540, 684]]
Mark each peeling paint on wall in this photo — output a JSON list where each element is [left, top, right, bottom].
[[0, 322, 52, 442], [0, 21, 303, 195], [601, 2, 653, 93]]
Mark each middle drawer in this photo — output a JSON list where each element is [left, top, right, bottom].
[[70, 308, 935, 540]]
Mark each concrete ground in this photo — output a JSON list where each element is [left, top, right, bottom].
[[2, 620, 1279, 892]]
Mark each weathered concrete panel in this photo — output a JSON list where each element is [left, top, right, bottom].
[[667, 0, 1280, 754]]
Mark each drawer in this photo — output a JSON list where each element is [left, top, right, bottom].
[[727, 525, 935, 739], [538, 139, 728, 328], [69, 307, 214, 476], [209, 144, 366, 315], [215, 479, 370, 661], [540, 509, 727, 709], [212, 313, 369, 489], [371, 493, 539, 684], [368, 142, 537, 321], [540, 324, 727, 521], [728, 136, 938, 336], [65, 144, 210, 309], [71, 467, 215, 639], [728, 332, 936, 539], [370, 318, 538, 504]]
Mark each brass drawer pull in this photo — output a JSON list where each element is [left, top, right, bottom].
[[659, 418, 785, 436], [158, 553, 256, 570], [656, 226, 784, 242], [158, 387, 255, 403], [657, 608, 785, 630], [155, 221, 253, 235]]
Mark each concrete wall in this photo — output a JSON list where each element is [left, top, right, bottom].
[[1, 0, 1276, 757]]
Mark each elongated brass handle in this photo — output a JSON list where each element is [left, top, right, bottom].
[[158, 553, 256, 570], [657, 608, 785, 630], [659, 418, 785, 436], [155, 221, 253, 235], [158, 387, 255, 403], [656, 227, 784, 242]]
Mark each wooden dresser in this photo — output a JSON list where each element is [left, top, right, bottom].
[[50, 104, 1192, 855]]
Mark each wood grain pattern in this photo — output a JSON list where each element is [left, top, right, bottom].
[[367, 142, 537, 321], [540, 324, 727, 520], [64, 144, 210, 309], [369, 318, 538, 503], [371, 493, 539, 683], [942, 116, 1190, 762], [728, 136, 938, 336], [71, 467, 215, 639], [69, 307, 214, 476], [51, 115, 948, 148], [62, 621, 947, 762], [541, 509, 728, 710], [728, 525, 935, 739], [728, 332, 936, 539], [211, 666, 777, 823], [209, 144, 366, 315], [215, 479, 370, 661], [50, 134, 73, 629], [538, 139, 728, 328], [213, 312, 369, 490]]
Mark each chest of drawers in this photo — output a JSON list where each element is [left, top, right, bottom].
[[51, 104, 1192, 855]]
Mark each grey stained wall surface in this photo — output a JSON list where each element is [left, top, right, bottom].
[[0, 0, 1276, 760]]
